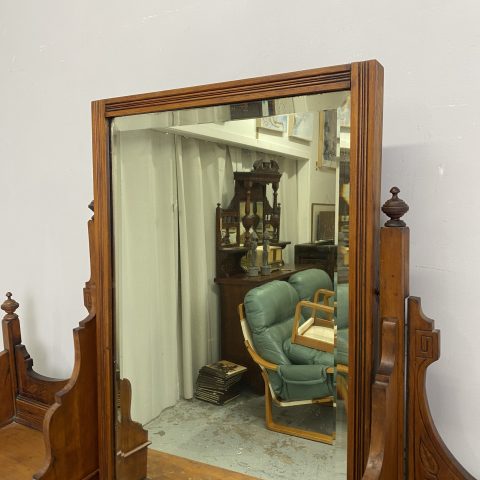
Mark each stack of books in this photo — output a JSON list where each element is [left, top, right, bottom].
[[195, 360, 247, 405]]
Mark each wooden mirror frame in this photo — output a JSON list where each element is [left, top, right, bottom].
[[91, 60, 384, 480]]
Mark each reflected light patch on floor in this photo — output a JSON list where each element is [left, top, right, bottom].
[[145, 391, 347, 480]]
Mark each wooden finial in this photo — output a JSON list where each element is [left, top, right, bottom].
[[382, 187, 409, 227], [2, 292, 19, 318]]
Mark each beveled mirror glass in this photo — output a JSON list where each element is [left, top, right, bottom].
[[111, 92, 350, 479]]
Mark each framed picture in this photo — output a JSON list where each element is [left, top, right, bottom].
[[288, 112, 313, 141], [311, 203, 336, 243], [318, 110, 339, 169], [256, 115, 288, 133], [317, 96, 351, 169]]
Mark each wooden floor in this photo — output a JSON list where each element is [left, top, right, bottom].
[[148, 449, 259, 480], [0, 422, 45, 480]]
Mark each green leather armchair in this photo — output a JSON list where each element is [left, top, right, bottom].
[[239, 280, 335, 444]]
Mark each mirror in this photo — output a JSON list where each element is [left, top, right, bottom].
[[111, 91, 351, 479]]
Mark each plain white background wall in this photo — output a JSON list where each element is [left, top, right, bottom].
[[1, 0, 478, 475]]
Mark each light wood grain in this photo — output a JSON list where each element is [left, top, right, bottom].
[[0, 423, 45, 479]]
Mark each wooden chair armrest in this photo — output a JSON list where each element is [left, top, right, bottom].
[[313, 288, 335, 305], [291, 301, 335, 344], [299, 300, 335, 315]]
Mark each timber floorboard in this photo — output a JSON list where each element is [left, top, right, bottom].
[[0, 422, 45, 479], [147, 449, 260, 480]]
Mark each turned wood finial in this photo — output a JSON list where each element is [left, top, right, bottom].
[[382, 187, 409, 227], [2, 292, 19, 318]]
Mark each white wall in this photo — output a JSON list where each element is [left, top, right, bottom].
[[0, 0, 478, 475]]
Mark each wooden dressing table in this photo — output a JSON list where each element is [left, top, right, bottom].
[[0, 62, 475, 480]]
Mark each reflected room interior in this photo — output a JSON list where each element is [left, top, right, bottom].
[[111, 91, 350, 480]]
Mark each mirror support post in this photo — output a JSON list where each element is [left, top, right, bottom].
[[363, 187, 410, 480]]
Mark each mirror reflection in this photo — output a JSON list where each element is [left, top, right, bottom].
[[111, 91, 350, 480]]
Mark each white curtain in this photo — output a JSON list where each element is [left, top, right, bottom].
[[113, 129, 234, 423], [174, 136, 232, 399], [113, 130, 299, 424], [113, 130, 180, 425]]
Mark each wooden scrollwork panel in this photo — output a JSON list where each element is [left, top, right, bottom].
[[407, 297, 475, 480], [33, 209, 100, 480]]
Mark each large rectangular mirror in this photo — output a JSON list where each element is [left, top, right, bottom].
[[111, 92, 350, 479], [91, 62, 383, 479]]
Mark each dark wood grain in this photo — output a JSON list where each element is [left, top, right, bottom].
[[14, 345, 68, 405], [379, 226, 409, 479], [92, 99, 115, 480], [101, 65, 351, 117], [34, 313, 99, 480], [347, 60, 384, 480], [0, 350, 14, 427], [362, 318, 398, 480], [407, 297, 475, 480], [361, 218, 409, 479], [1, 293, 68, 431]]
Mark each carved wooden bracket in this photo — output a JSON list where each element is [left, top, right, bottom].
[[34, 312, 99, 480], [1, 293, 68, 431], [407, 297, 475, 480], [34, 208, 100, 479]]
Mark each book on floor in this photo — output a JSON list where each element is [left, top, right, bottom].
[[199, 360, 247, 379], [194, 360, 246, 406]]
